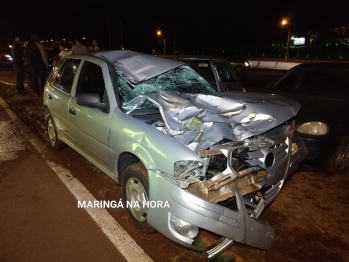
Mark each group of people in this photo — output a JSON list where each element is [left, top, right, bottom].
[[12, 34, 48, 95], [12, 35, 102, 96]]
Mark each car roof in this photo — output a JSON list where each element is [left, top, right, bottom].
[[176, 55, 229, 62], [71, 50, 184, 83]]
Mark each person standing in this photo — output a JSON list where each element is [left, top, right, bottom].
[[92, 39, 101, 51], [25, 34, 48, 96], [71, 37, 88, 54], [58, 41, 69, 58], [11, 37, 26, 93]]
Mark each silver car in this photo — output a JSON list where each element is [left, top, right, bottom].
[[44, 51, 307, 259]]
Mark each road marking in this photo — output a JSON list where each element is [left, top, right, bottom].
[[0, 80, 15, 85], [0, 96, 153, 262]]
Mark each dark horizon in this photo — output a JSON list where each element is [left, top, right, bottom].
[[1, 0, 348, 52]]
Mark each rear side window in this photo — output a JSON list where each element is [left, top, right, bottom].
[[47, 59, 66, 85], [52, 58, 80, 94]]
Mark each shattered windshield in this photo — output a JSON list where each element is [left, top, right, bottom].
[[117, 65, 216, 107]]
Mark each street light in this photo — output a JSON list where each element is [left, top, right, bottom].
[[157, 30, 166, 55], [281, 19, 291, 60]]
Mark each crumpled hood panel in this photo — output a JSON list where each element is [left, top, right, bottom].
[[125, 91, 301, 151], [155, 91, 300, 151]]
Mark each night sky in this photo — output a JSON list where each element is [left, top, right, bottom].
[[1, 0, 348, 52]]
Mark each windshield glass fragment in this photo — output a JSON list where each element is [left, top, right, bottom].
[[118, 65, 216, 107]]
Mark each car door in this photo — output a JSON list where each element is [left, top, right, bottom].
[[45, 58, 81, 143], [68, 58, 113, 173]]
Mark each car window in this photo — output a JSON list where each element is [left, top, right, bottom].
[[180, 60, 218, 90], [214, 62, 237, 82], [272, 68, 302, 91], [55, 58, 81, 94], [77, 61, 108, 104], [47, 59, 66, 85], [299, 68, 349, 97]]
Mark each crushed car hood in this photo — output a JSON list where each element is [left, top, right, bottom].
[[125, 91, 301, 151]]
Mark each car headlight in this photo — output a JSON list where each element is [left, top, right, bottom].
[[297, 122, 328, 135], [244, 61, 250, 67], [174, 160, 203, 179]]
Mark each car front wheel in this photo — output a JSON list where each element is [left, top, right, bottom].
[[328, 137, 349, 174], [122, 162, 155, 233], [46, 115, 64, 150]]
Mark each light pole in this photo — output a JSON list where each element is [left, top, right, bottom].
[[157, 30, 165, 55], [281, 19, 291, 60]]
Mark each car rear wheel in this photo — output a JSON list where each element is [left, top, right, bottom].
[[122, 162, 155, 233], [46, 115, 64, 150], [328, 137, 349, 174]]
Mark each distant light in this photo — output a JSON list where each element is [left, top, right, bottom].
[[157, 30, 162, 36], [5, 55, 13, 61], [8, 45, 13, 48], [281, 19, 288, 25], [46, 40, 48, 42], [83, 37, 86, 40], [63, 38, 65, 41], [50, 39, 53, 41], [291, 36, 294, 40], [294, 37, 305, 45]]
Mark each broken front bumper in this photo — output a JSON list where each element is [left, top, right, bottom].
[[146, 133, 307, 257], [147, 170, 274, 251]]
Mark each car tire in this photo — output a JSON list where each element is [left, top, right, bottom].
[[327, 136, 349, 174], [122, 162, 155, 233], [46, 115, 65, 150]]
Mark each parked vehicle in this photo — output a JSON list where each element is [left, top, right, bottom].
[[44, 51, 307, 258], [176, 55, 245, 92], [0, 50, 13, 62], [223, 54, 251, 72], [265, 62, 349, 174]]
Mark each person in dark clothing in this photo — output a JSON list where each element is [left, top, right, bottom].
[[25, 34, 48, 95], [11, 37, 26, 93]]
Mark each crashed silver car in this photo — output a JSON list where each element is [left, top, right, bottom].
[[43, 51, 307, 258]]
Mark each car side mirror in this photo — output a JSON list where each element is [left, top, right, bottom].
[[77, 93, 109, 110]]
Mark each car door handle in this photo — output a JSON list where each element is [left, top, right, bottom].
[[69, 107, 76, 115], [47, 94, 52, 100]]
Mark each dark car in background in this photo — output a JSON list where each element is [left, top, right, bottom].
[[265, 62, 349, 174], [176, 55, 245, 92], [0, 50, 13, 62], [222, 54, 250, 72]]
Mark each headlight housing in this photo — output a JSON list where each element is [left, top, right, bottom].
[[174, 160, 203, 179], [297, 122, 328, 135]]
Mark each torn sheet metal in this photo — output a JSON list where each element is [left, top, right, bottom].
[[123, 90, 301, 152]]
